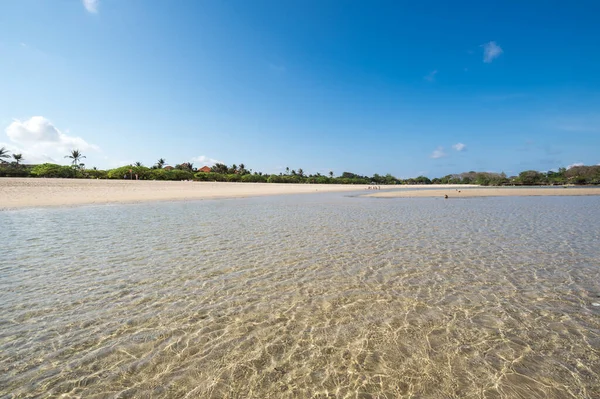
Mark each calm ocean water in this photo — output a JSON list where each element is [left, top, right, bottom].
[[1, 193, 599, 398]]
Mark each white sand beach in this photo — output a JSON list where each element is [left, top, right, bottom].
[[0, 178, 470, 209], [4, 179, 598, 209], [366, 187, 600, 198]]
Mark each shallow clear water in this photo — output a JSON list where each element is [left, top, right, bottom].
[[1, 193, 599, 398]]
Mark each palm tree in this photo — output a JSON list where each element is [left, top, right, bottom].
[[65, 149, 86, 167], [12, 153, 23, 166], [285, 167, 290, 175], [211, 163, 228, 174], [297, 168, 304, 177], [156, 158, 166, 169], [329, 171, 334, 178], [134, 161, 143, 167], [0, 147, 10, 163]]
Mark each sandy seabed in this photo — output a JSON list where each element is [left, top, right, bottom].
[[0, 178, 467, 210]]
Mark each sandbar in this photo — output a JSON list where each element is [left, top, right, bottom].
[[366, 187, 600, 198], [0, 178, 473, 210]]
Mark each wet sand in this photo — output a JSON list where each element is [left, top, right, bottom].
[[0, 178, 472, 209], [366, 187, 600, 198]]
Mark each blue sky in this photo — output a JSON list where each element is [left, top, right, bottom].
[[1, 0, 599, 177]]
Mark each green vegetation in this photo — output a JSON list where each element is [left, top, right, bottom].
[[65, 149, 86, 169], [1, 148, 599, 185], [0, 147, 10, 162], [30, 163, 79, 178], [12, 153, 23, 166]]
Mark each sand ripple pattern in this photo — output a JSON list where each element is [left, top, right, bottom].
[[1, 194, 600, 398]]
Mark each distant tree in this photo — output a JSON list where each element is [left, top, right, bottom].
[[211, 163, 229, 174], [297, 168, 304, 177], [286, 167, 290, 175], [65, 149, 86, 167], [414, 176, 431, 184], [156, 158, 166, 169], [0, 147, 10, 162], [518, 170, 546, 185], [564, 165, 600, 185], [234, 163, 250, 175], [343, 172, 361, 179], [12, 153, 23, 166], [384, 173, 398, 184], [177, 162, 194, 172], [329, 171, 334, 178], [134, 161, 143, 167]]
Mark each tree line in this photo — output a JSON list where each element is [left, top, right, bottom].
[[1, 147, 599, 185]]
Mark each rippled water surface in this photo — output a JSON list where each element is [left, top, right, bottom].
[[1, 193, 600, 398]]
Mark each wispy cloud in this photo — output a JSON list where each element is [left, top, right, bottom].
[[424, 70, 438, 82], [82, 0, 99, 13], [191, 155, 222, 166], [452, 143, 466, 151], [567, 162, 584, 169], [482, 41, 503, 63], [430, 147, 446, 159], [3, 116, 99, 164]]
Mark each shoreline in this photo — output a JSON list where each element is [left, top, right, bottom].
[[4, 178, 598, 210], [365, 187, 600, 198], [0, 178, 474, 210]]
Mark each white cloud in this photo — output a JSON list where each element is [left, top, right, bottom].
[[424, 70, 438, 82], [191, 155, 222, 166], [567, 162, 584, 169], [482, 41, 503, 63], [452, 143, 466, 151], [4, 116, 99, 164], [82, 0, 99, 13], [430, 147, 446, 159]]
